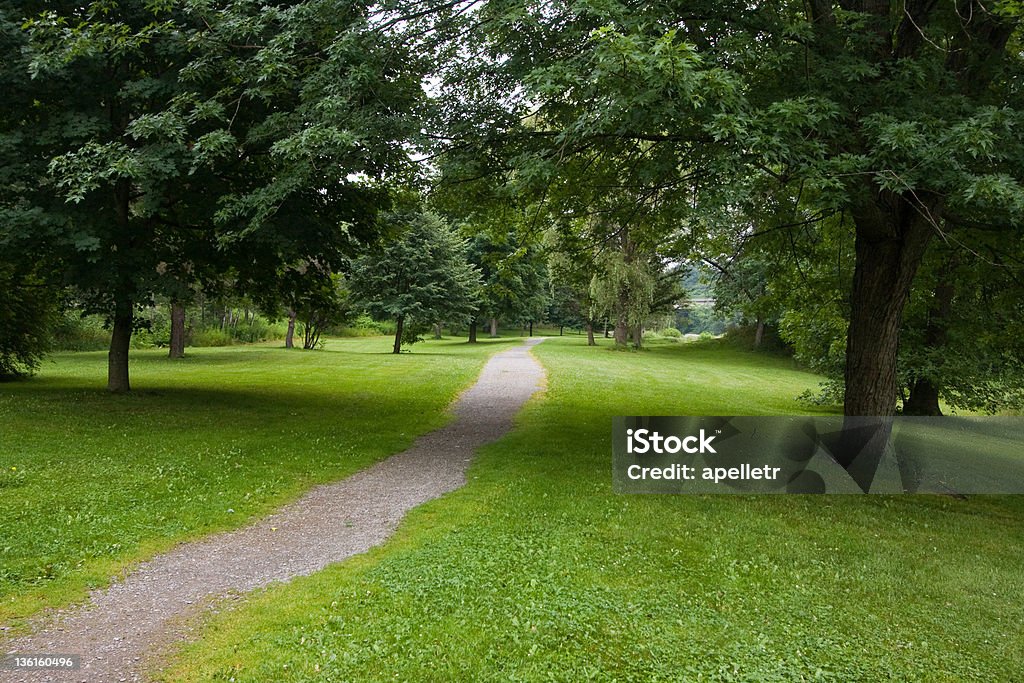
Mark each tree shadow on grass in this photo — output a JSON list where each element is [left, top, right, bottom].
[[0, 379, 460, 428]]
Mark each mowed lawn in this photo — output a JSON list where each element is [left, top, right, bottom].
[[158, 337, 1024, 682], [0, 336, 513, 626]]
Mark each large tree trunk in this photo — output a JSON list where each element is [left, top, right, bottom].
[[613, 312, 628, 346], [843, 206, 933, 417], [632, 325, 643, 349], [108, 300, 132, 393], [586, 321, 596, 346], [393, 315, 404, 354], [285, 309, 296, 349], [904, 378, 942, 416], [838, 202, 933, 492], [468, 318, 477, 343], [169, 302, 185, 359], [433, 322, 443, 339], [489, 317, 498, 337]]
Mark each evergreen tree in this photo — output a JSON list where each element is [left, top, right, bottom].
[[350, 210, 482, 354]]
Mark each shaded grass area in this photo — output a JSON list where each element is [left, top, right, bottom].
[[0, 336, 512, 626], [158, 338, 1024, 681]]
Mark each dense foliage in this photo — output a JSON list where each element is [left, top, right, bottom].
[[1, 0, 1022, 414], [349, 209, 482, 353]]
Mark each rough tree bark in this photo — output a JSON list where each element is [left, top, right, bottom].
[[393, 315, 405, 354], [753, 318, 765, 349], [837, 203, 933, 492], [613, 314, 628, 346], [586, 321, 596, 346], [632, 325, 643, 349], [169, 303, 185, 359], [489, 317, 498, 337], [843, 203, 933, 417]]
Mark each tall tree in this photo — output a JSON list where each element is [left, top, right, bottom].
[[437, 0, 1023, 425], [4, 0, 426, 391], [763, 2, 1023, 418]]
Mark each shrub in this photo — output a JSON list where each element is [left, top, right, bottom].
[[230, 317, 284, 344], [660, 327, 682, 338], [0, 266, 59, 378], [50, 312, 110, 352], [335, 314, 396, 337], [190, 328, 234, 347]]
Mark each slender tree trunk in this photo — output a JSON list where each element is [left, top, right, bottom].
[[468, 318, 477, 343], [108, 299, 132, 393], [604, 321, 610, 338], [489, 317, 498, 337], [108, 175, 133, 393], [753, 318, 765, 348], [433, 322, 443, 339], [303, 318, 320, 350], [285, 309, 296, 349], [393, 315, 404, 354], [169, 302, 186, 359], [559, 325, 564, 336], [529, 321, 533, 336], [632, 325, 643, 349], [586, 321, 596, 346]]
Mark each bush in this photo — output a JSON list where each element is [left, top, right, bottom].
[[230, 317, 285, 344], [190, 328, 234, 347], [720, 323, 788, 353], [660, 327, 682, 339], [334, 314, 396, 338], [0, 266, 60, 377], [50, 312, 110, 352]]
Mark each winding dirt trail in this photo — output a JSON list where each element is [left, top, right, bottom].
[[3, 338, 547, 682]]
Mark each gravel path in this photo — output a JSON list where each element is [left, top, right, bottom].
[[2, 338, 547, 683]]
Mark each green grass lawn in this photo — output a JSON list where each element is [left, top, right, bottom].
[[156, 337, 1024, 682], [0, 336, 512, 627]]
